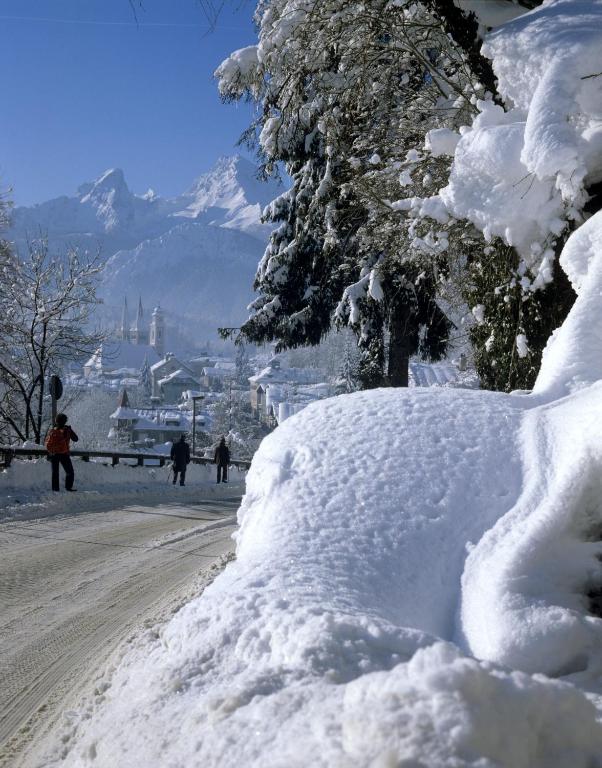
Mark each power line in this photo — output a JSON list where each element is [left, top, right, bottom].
[[0, 14, 248, 30]]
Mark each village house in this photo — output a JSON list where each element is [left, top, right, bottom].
[[108, 388, 191, 447], [265, 382, 336, 425], [150, 353, 199, 401], [199, 363, 235, 391], [157, 368, 201, 403], [248, 359, 327, 421]]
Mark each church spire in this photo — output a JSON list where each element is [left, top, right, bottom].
[[120, 297, 130, 342], [118, 387, 130, 408], [133, 296, 144, 330], [131, 296, 149, 345]]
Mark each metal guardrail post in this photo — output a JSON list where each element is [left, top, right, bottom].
[[0, 446, 251, 471]]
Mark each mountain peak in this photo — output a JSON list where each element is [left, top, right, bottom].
[[79, 168, 134, 231], [213, 154, 256, 173], [10, 157, 281, 243], [90, 167, 128, 192], [184, 154, 279, 215]]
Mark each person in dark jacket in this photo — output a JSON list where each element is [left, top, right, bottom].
[[44, 413, 79, 492], [170, 435, 191, 486], [214, 436, 230, 483]]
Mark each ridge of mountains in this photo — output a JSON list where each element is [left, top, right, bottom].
[[8, 156, 282, 339]]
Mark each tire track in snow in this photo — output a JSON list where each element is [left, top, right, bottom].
[[0, 498, 240, 768]]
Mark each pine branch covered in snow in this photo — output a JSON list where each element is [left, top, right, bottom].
[[216, 0, 500, 387]]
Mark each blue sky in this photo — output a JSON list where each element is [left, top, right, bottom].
[[0, 1, 259, 205]]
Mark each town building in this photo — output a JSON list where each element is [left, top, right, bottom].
[[249, 359, 326, 419], [83, 342, 160, 384], [131, 297, 149, 345], [199, 363, 234, 391], [108, 388, 191, 446], [150, 353, 199, 401], [158, 368, 200, 403], [149, 306, 165, 358], [118, 297, 165, 357]]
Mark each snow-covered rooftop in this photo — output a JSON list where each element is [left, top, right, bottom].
[[201, 367, 231, 378], [158, 369, 199, 386], [109, 406, 139, 421], [249, 364, 325, 386], [85, 342, 160, 374], [132, 417, 187, 433]]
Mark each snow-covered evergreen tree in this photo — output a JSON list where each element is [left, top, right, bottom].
[[217, 0, 573, 392], [216, 0, 497, 386], [139, 355, 152, 399], [339, 335, 361, 394], [235, 344, 253, 387]]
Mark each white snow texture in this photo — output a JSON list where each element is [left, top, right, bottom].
[[45, 3, 602, 767]]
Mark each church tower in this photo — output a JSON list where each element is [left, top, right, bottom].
[[131, 297, 149, 345], [120, 297, 130, 342], [149, 305, 165, 357]]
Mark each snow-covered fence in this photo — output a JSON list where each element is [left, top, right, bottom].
[[0, 446, 251, 471]]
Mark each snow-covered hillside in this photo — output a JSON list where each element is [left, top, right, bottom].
[[8, 156, 281, 329], [38, 2, 602, 767], [102, 222, 269, 329]]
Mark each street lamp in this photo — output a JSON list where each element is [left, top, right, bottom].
[[191, 395, 205, 456]]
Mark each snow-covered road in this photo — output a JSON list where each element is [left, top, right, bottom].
[[0, 496, 240, 768]]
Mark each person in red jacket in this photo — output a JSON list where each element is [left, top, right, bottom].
[[45, 413, 79, 492]]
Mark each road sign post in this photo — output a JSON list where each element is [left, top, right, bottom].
[[49, 375, 63, 426]]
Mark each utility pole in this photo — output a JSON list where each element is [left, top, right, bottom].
[[228, 379, 233, 432], [192, 395, 204, 456], [49, 375, 63, 427]]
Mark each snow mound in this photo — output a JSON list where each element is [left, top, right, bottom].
[[458, 211, 602, 676], [535, 211, 602, 395], [43, 200, 602, 762], [50, 388, 540, 767]]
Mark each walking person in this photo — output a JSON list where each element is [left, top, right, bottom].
[[170, 435, 191, 486], [45, 413, 79, 492], [214, 436, 230, 484]]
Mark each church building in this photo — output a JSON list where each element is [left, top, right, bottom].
[[119, 297, 165, 357]]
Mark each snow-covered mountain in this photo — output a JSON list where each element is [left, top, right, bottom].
[[8, 156, 281, 334], [174, 155, 279, 237]]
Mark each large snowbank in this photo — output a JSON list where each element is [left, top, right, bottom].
[[47, 362, 602, 766], [535, 210, 602, 395], [38, 3, 602, 766], [46, 204, 602, 762]]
